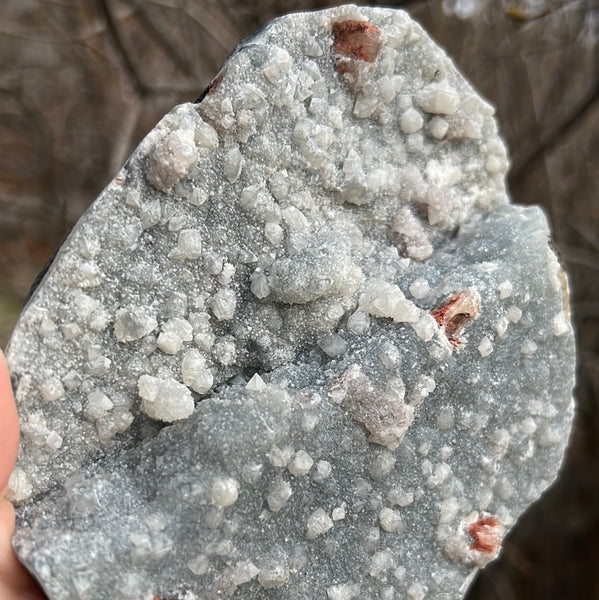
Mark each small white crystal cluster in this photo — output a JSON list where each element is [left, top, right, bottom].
[[6, 6, 574, 600]]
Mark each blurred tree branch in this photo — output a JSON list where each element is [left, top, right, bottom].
[[509, 78, 599, 185]]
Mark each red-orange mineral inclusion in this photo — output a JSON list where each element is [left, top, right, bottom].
[[332, 20, 382, 63], [468, 516, 502, 553]]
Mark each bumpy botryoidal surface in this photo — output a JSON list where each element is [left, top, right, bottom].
[[6, 5, 575, 600]]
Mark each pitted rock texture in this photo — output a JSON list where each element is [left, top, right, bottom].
[[6, 5, 575, 600]]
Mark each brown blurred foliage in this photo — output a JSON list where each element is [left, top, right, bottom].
[[0, 0, 598, 598]]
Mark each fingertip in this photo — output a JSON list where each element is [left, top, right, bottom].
[[0, 349, 19, 493], [0, 498, 15, 538], [0, 496, 46, 599]]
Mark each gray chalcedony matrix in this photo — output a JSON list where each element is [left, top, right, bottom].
[[6, 5, 574, 600]]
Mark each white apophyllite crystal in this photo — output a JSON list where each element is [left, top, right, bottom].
[[359, 279, 420, 323], [347, 308, 370, 334], [268, 234, 360, 304], [210, 289, 237, 321], [157, 318, 193, 355], [195, 119, 219, 151], [263, 46, 293, 82], [114, 306, 157, 343], [250, 270, 270, 299], [379, 507, 402, 532], [257, 560, 289, 589], [7, 468, 33, 503], [478, 336, 494, 357], [218, 263, 236, 286], [521, 339, 538, 356], [39, 377, 65, 403], [507, 306, 523, 323], [138, 374, 194, 422], [399, 107, 424, 134], [61, 323, 81, 340], [176, 229, 203, 259], [408, 278, 430, 299], [417, 85, 460, 115], [288, 450, 314, 476], [332, 505, 346, 521], [265, 222, 284, 246], [497, 280, 513, 299], [369, 451, 396, 481], [437, 408, 455, 433], [96, 408, 135, 442], [314, 460, 332, 482], [393, 207, 433, 261], [147, 129, 198, 192], [181, 348, 213, 394], [83, 390, 113, 421], [223, 146, 244, 183], [553, 312, 569, 336], [88, 356, 111, 378], [495, 315, 509, 337], [213, 336, 236, 365], [211, 477, 240, 507], [244, 373, 267, 392], [428, 116, 449, 139], [369, 549, 396, 578], [408, 375, 436, 407], [44, 431, 63, 451], [187, 555, 209, 576], [318, 334, 348, 357], [269, 445, 293, 468], [327, 583, 361, 600], [407, 582, 428, 600], [139, 198, 161, 229], [227, 560, 260, 590], [411, 313, 437, 342], [306, 508, 334, 539], [266, 478, 293, 512]]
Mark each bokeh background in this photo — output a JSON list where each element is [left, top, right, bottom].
[[1, 0, 597, 598]]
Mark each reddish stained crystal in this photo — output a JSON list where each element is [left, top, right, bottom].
[[467, 516, 503, 553], [196, 70, 226, 104], [113, 172, 125, 186], [430, 289, 481, 348], [206, 71, 224, 96], [332, 20, 382, 64]]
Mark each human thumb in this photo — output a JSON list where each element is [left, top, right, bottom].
[[0, 350, 19, 494]]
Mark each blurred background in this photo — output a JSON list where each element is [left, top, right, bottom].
[[0, 0, 597, 598]]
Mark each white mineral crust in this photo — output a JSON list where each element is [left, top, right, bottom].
[[6, 6, 574, 600]]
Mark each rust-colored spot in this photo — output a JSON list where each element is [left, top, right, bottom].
[[467, 516, 503, 553], [207, 71, 224, 95], [430, 289, 481, 348], [113, 172, 125, 186], [332, 20, 382, 64], [195, 70, 225, 103]]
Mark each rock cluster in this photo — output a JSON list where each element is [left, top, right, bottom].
[[6, 5, 574, 600]]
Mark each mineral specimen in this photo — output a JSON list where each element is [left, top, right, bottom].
[[5, 5, 575, 600]]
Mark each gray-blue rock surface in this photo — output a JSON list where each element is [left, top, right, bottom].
[[6, 5, 575, 600]]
